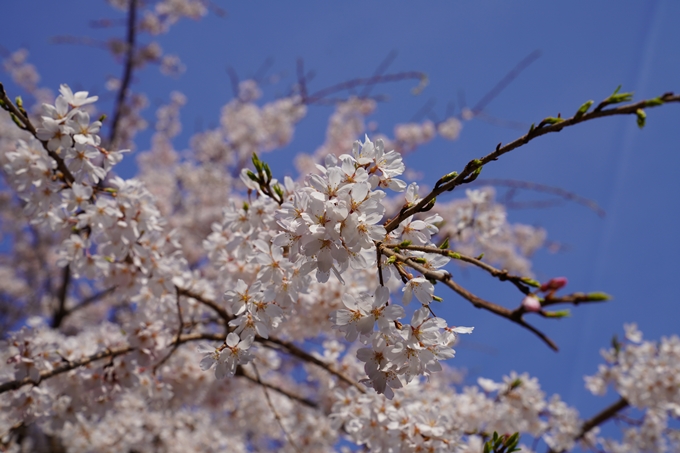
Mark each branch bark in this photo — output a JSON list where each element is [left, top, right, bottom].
[[383, 92, 679, 234]]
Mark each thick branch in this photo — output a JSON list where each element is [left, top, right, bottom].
[[549, 397, 629, 453], [50, 266, 71, 328], [175, 287, 364, 391], [0, 345, 134, 394], [177, 287, 233, 325], [107, 0, 137, 149], [384, 92, 680, 233], [263, 337, 365, 392]]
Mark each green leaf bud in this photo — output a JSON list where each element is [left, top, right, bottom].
[[636, 108, 646, 129], [587, 292, 612, 301], [543, 309, 571, 318], [520, 277, 541, 288], [575, 100, 594, 118]]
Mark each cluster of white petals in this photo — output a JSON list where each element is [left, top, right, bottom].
[[582, 324, 680, 452], [0, 7, 678, 450]]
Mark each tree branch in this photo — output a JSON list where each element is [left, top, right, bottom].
[[548, 397, 629, 453], [262, 337, 365, 392], [0, 345, 134, 394], [236, 366, 317, 410], [61, 286, 116, 317], [107, 0, 137, 149], [384, 92, 679, 234], [177, 287, 233, 325], [380, 245, 559, 351], [383, 243, 533, 295], [50, 266, 71, 328], [0, 82, 75, 185], [251, 363, 303, 452], [304, 71, 427, 105]]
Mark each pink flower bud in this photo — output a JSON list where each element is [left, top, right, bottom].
[[521, 294, 542, 312], [540, 277, 568, 293]]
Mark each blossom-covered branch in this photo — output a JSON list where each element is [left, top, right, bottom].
[[384, 91, 680, 233]]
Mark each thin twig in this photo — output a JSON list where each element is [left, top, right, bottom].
[[176, 287, 364, 391], [62, 286, 116, 317], [236, 367, 317, 409], [296, 58, 308, 102], [360, 50, 398, 98], [471, 50, 542, 115], [380, 246, 558, 351], [304, 71, 426, 105], [252, 363, 302, 453], [383, 243, 532, 294], [471, 178, 606, 217], [152, 288, 185, 373]]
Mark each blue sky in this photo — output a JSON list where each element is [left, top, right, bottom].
[[2, 0, 680, 437]]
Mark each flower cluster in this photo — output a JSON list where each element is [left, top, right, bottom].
[[583, 324, 680, 452], [329, 368, 586, 452], [0, 8, 677, 450]]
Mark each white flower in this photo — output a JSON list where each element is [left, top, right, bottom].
[[59, 83, 98, 107], [402, 277, 434, 305], [330, 293, 373, 341], [215, 333, 254, 378]]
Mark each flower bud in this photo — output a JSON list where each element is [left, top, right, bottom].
[[540, 277, 567, 292], [521, 294, 541, 312]]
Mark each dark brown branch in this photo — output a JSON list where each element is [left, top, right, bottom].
[[173, 287, 364, 391], [0, 332, 226, 395], [177, 287, 233, 325], [62, 286, 116, 317], [0, 345, 134, 394], [50, 266, 72, 328], [107, 0, 137, 149], [383, 243, 532, 295], [380, 246, 558, 351], [549, 397, 629, 453], [263, 337, 365, 392], [0, 82, 75, 185], [384, 92, 680, 234]]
